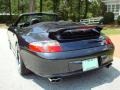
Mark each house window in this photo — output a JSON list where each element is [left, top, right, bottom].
[[103, 1, 120, 19], [107, 4, 120, 13], [112, 5, 115, 12], [116, 4, 120, 12], [107, 5, 111, 12]]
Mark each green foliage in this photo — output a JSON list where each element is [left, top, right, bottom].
[[103, 12, 114, 24], [0, 0, 10, 13], [0, 0, 106, 22], [0, 15, 10, 23], [117, 16, 120, 25], [89, 0, 107, 17], [0, 15, 18, 23]]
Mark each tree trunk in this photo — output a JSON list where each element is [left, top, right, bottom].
[[52, 0, 60, 13], [40, 0, 43, 12], [18, 0, 20, 14], [8, 0, 12, 22], [29, 0, 36, 12], [8, 0, 12, 16], [78, 0, 81, 21], [83, 0, 88, 19]]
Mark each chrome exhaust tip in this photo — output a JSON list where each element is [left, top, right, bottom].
[[48, 77, 62, 83]]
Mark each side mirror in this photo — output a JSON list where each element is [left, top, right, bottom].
[[8, 24, 16, 33]]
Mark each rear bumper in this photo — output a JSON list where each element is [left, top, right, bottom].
[[25, 57, 113, 78], [20, 46, 114, 78], [21, 46, 114, 78], [46, 61, 113, 78]]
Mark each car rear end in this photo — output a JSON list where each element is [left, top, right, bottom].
[[20, 25, 114, 78]]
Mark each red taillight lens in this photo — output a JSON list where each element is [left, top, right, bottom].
[[105, 37, 113, 45], [29, 40, 62, 53]]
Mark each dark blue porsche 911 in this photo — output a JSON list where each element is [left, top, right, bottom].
[[7, 12, 114, 82]]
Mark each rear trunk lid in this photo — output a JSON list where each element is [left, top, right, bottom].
[[60, 38, 104, 51], [49, 25, 104, 51]]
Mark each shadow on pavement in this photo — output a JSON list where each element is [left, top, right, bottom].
[[24, 66, 120, 90]]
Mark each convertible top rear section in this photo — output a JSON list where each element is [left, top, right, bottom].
[[21, 21, 103, 41], [19, 21, 114, 60], [19, 21, 111, 54]]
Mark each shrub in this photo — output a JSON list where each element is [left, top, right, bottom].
[[102, 12, 114, 24], [0, 15, 18, 24], [117, 16, 120, 25]]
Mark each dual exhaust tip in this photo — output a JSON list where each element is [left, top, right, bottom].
[[48, 77, 62, 83], [48, 63, 112, 82]]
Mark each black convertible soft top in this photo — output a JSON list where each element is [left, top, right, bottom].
[[28, 21, 102, 33], [28, 21, 85, 32]]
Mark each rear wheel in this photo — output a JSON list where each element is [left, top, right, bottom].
[[17, 45, 31, 75]]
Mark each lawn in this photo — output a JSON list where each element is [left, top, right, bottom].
[[102, 26, 120, 35]]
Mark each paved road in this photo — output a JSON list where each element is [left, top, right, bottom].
[[0, 29, 120, 90]]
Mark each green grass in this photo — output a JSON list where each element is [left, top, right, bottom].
[[102, 27, 120, 35]]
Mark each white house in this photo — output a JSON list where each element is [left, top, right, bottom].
[[102, 0, 120, 19]]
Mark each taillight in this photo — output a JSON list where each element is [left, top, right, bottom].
[[29, 40, 62, 53], [105, 37, 113, 45]]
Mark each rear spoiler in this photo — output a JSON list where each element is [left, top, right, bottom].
[[49, 25, 103, 38]]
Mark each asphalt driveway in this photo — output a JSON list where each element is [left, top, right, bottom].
[[0, 28, 120, 90]]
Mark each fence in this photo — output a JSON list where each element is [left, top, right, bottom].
[[80, 17, 103, 25]]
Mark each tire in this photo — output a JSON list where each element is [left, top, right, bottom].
[[17, 45, 31, 75]]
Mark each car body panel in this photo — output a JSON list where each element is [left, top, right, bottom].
[[7, 12, 114, 78], [17, 22, 104, 52], [20, 45, 113, 78]]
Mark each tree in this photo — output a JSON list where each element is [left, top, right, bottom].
[[40, 0, 43, 12], [0, 0, 106, 22], [89, 0, 106, 17], [29, 0, 36, 12], [83, 0, 89, 18], [52, 0, 60, 13], [8, 0, 12, 15], [19, 0, 24, 13], [78, 0, 81, 21], [100, 2, 107, 16], [0, 0, 10, 13]]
